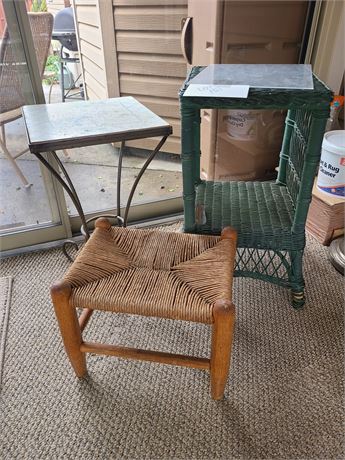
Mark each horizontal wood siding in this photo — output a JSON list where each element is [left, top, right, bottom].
[[83, 55, 107, 87], [84, 69, 107, 98], [78, 23, 102, 48], [49, 1, 106, 99], [114, 0, 187, 5], [76, 5, 99, 27], [74, 1, 105, 99], [120, 95, 180, 118], [79, 39, 104, 68], [118, 53, 186, 78], [114, 7, 185, 31], [74, 0, 119, 99], [119, 75, 182, 98], [74, 0, 100, 100], [113, 0, 187, 154], [116, 31, 182, 55]]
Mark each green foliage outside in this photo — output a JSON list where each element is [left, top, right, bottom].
[[31, 0, 48, 13], [43, 54, 60, 85]]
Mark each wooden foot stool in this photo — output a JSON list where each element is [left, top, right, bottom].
[[51, 218, 237, 400]]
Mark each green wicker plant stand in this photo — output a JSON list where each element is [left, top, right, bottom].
[[179, 66, 332, 308]]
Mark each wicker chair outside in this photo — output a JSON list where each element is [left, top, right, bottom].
[[0, 12, 53, 186], [179, 66, 333, 308], [51, 218, 238, 400]]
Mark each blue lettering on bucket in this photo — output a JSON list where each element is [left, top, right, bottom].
[[318, 184, 345, 197]]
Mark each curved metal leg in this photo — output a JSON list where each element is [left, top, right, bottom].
[[60, 47, 65, 103], [117, 141, 125, 222], [50, 151, 88, 232], [34, 152, 90, 242], [123, 135, 168, 226], [34, 134, 169, 261], [79, 141, 126, 237], [80, 137, 168, 232], [62, 240, 79, 262]]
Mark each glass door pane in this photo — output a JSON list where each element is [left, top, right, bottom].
[[0, 0, 68, 248]]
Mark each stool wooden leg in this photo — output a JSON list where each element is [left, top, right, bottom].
[[51, 281, 87, 377], [210, 300, 236, 400]]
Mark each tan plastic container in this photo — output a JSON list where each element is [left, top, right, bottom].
[[188, 0, 309, 181]]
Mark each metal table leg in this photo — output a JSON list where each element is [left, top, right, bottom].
[[123, 135, 168, 226], [59, 47, 65, 103], [35, 134, 169, 259], [80, 135, 169, 233], [34, 151, 90, 239], [34, 151, 90, 261]]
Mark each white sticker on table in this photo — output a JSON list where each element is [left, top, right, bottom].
[[183, 84, 249, 98]]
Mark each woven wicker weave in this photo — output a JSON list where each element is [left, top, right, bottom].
[[0, 12, 53, 116], [0, 12, 53, 186], [51, 218, 237, 400], [180, 66, 333, 307]]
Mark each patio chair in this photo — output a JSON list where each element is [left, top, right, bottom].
[[0, 12, 53, 187], [51, 218, 238, 400]]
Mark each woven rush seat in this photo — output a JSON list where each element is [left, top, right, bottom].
[[63, 221, 234, 323], [51, 218, 238, 400], [195, 180, 302, 250]]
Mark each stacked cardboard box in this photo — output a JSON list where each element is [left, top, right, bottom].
[[306, 181, 344, 245]]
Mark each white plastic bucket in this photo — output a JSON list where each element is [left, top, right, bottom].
[[317, 130, 345, 199]]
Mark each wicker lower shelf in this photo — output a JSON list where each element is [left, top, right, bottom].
[[192, 180, 304, 292], [194, 180, 302, 251]]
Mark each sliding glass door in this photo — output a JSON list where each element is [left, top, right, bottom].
[[0, 0, 71, 252], [1, 0, 184, 253]]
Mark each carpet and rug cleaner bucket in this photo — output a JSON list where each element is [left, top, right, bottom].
[[317, 130, 345, 199]]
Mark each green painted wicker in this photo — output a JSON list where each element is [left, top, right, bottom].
[[179, 66, 333, 308]]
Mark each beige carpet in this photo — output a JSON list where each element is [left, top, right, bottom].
[[0, 232, 343, 459], [0, 276, 12, 385]]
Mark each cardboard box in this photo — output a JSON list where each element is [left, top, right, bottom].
[[306, 181, 344, 245]]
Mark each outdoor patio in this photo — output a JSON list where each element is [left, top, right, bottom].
[[0, 83, 182, 233]]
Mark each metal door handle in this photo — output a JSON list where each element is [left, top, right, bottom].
[[181, 17, 193, 65]]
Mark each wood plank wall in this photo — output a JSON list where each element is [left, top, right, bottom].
[[113, 0, 187, 154], [74, 0, 108, 100]]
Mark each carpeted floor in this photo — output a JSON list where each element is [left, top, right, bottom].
[[0, 230, 344, 459], [0, 276, 12, 385]]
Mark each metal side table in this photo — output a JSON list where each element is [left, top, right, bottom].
[[22, 97, 172, 257]]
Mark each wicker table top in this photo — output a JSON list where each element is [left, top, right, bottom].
[[180, 66, 332, 111], [22, 96, 172, 153]]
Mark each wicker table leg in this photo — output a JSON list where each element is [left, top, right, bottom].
[[290, 250, 305, 308]]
